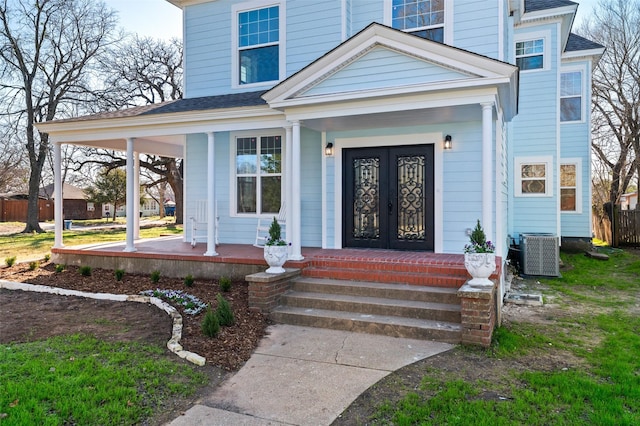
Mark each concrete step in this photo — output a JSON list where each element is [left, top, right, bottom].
[[280, 291, 461, 323], [290, 277, 460, 304], [270, 305, 461, 343]]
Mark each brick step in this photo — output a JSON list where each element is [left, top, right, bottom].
[[291, 277, 460, 304], [280, 291, 461, 323], [302, 267, 466, 287], [270, 305, 461, 343], [308, 258, 469, 277]]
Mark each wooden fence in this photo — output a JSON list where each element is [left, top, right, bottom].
[[616, 209, 640, 246], [0, 199, 54, 222]]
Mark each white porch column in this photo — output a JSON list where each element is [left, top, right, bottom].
[[204, 132, 218, 256], [290, 121, 304, 260], [124, 138, 137, 252], [481, 102, 494, 241], [53, 142, 63, 248], [284, 125, 293, 245], [133, 152, 140, 240]]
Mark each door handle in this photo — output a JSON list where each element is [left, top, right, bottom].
[[388, 202, 393, 214]]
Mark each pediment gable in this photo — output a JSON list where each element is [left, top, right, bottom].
[[264, 23, 518, 111], [299, 45, 474, 98]]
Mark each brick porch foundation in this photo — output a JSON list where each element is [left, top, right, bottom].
[[457, 281, 497, 347]]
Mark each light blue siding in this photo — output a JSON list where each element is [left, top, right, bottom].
[[510, 23, 560, 237], [300, 128, 323, 247], [453, 1, 500, 59], [350, 0, 384, 35], [287, 1, 343, 75], [184, 1, 232, 98], [303, 47, 469, 96]]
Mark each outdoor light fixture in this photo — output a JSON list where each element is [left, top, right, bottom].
[[443, 134, 452, 150], [325, 142, 334, 156]]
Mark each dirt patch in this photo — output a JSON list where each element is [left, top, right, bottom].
[[0, 262, 269, 371]]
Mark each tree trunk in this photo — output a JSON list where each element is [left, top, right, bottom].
[[166, 159, 183, 225]]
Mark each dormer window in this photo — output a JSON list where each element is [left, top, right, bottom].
[[391, 0, 444, 43], [232, 1, 284, 88]]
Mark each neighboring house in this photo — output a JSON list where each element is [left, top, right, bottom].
[[36, 0, 604, 300], [102, 196, 161, 218], [40, 183, 103, 221], [620, 192, 638, 211]]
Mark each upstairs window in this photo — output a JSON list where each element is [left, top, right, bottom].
[[237, 5, 280, 85], [235, 134, 283, 215], [516, 38, 544, 70], [560, 71, 583, 122], [391, 0, 444, 43]]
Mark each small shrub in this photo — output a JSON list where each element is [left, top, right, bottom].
[[79, 265, 92, 276], [184, 274, 195, 287], [28, 261, 38, 271], [43, 253, 51, 262], [115, 269, 125, 281], [150, 270, 161, 283], [216, 293, 235, 327], [55, 264, 66, 273], [201, 308, 220, 337], [5, 256, 16, 267], [219, 276, 232, 292]]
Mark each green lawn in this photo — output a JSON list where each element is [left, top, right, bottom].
[[374, 248, 640, 425], [0, 335, 206, 425], [0, 223, 182, 264]]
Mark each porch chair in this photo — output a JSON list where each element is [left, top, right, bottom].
[[190, 200, 219, 248], [254, 202, 286, 247]]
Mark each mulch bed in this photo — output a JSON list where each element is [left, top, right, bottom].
[[0, 262, 270, 371]]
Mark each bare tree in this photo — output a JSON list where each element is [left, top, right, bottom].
[[0, 0, 118, 232], [93, 36, 185, 224], [580, 0, 640, 208], [0, 124, 28, 193]]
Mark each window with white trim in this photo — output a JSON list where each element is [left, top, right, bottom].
[[235, 3, 280, 85], [516, 38, 544, 70], [515, 157, 553, 197], [391, 0, 444, 43], [235, 134, 283, 215], [560, 160, 581, 212], [560, 71, 583, 122]]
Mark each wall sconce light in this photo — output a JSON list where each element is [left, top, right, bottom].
[[443, 134, 452, 150], [325, 142, 334, 156]]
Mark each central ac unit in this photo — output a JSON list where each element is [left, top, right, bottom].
[[520, 233, 559, 276]]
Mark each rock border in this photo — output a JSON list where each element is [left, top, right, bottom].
[[0, 280, 206, 366]]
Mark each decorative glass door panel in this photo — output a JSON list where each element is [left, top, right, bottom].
[[344, 145, 433, 250]]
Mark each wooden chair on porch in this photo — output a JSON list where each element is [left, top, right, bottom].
[[190, 200, 218, 248], [254, 202, 286, 247]]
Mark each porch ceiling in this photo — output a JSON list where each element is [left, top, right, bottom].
[[66, 135, 185, 158]]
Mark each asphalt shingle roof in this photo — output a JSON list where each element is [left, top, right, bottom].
[[50, 91, 268, 124], [525, 0, 577, 12], [565, 33, 605, 52]]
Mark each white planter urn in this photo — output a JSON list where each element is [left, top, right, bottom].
[[464, 253, 496, 287], [264, 245, 288, 274]]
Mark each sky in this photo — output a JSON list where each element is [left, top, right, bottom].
[[107, 0, 598, 40], [106, 0, 182, 40]]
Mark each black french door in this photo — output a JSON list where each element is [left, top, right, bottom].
[[343, 145, 434, 250]]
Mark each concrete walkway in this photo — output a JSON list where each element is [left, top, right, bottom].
[[168, 325, 453, 426]]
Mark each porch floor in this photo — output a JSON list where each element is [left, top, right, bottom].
[[52, 235, 466, 270]]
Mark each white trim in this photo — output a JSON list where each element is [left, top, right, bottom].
[[514, 30, 551, 72], [321, 131, 327, 248], [332, 132, 443, 252], [229, 128, 286, 219], [341, 0, 347, 41], [231, 0, 286, 89], [514, 155, 554, 197], [560, 158, 582, 214], [559, 64, 587, 124]]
